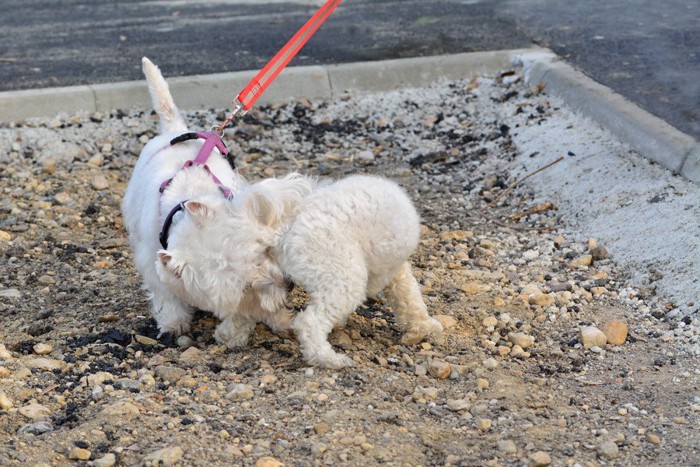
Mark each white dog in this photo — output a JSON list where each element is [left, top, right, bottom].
[[156, 174, 444, 368], [122, 57, 271, 336]]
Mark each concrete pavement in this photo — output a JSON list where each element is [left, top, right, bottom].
[[0, 0, 698, 182]]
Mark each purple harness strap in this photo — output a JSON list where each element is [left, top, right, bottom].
[[158, 132, 234, 249], [159, 132, 233, 198]]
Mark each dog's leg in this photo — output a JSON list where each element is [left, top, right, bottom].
[[150, 284, 193, 336], [385, 262, 443, 345], [261, 309, 294, 339], [293, 296, 357, 369], [215, 313, 257, 348]]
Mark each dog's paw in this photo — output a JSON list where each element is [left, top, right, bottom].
[[400, 318, 444, 345], [159, 320, 191, 337], [308, 351, 355, 369], [214, 320, 253, 349]]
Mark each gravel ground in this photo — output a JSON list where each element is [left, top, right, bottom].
[[0, 70, 698, 466]]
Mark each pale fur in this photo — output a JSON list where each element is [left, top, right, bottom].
[[122, 57, 252, 335], [156, 173, 443, 368]]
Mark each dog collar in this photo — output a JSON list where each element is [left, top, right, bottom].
[[159, 201, 186, 249]]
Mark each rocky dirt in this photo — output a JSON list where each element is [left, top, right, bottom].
[[0, 71, 698, 466]]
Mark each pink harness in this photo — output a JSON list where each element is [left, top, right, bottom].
[[158, 132, 234, 249]]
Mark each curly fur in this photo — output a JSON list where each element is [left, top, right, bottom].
[[156, 173, 443, 368]]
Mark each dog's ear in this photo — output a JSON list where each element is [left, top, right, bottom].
[[246, 189, 278, 227], [184, 200, 214, 224], [158, 250, 184, 278]]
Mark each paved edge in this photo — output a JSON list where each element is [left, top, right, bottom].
[[1, 47, 698, 183], [514, 49, 700, 183]]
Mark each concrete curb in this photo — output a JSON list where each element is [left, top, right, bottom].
[[514, 49, 700, 183], [1, 47, 698, 183], [0, 49, 529, 123]]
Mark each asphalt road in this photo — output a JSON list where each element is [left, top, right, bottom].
[[1, 0, 698, 139]]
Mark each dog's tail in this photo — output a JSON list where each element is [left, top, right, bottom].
[[142, 57, 188, 134]]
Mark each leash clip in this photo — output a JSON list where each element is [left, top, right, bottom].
[[212, 100, 248, 135]]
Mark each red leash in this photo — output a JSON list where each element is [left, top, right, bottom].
[[216, 0, 343, 132]]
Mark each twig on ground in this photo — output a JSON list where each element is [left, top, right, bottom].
[[509, 202, 557, 221], [37, 384, 59, 399], [482, 156, 564, 211]]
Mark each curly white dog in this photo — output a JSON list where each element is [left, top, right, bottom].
[[156, 173, 443, 368]]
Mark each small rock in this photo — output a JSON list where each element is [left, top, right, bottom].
[[579, 326, 608, 349], [314, 422, 329, 435], [529, 451, 551, 466], [101, 400, 141, 419], [332, 330, 353, 350], [177, 376, 198, 388], [256, 457, 283, 467], [529, 293, 555, 308], [521, 283, 542, 296], [460, 282, 490, 295], [68, 447, 91, 461], [226, 384, 254, 401], [260, 374, 278, 386], [482, 316, 498, 329], [428, 360, 451, 379], [0, 391, 13, 410], [497, 439, 517, 454], [93, 453, 116, 467], [439, 230, 473, 241], [0, 344, 13, 360], [19, 403, 50, 420], [646, 433, 661, 445], [434, 315, 458, 329], [357, 149, 374, 161], [41, 158, 57, 175], [603, 320, 628, 346], [87, 371, 114, 386], [18, 420, 54, 435], [37, 275, 56, 286], [597, 440, 619, 459], [446, 399, 471, 412], [134, 334, 158, 346], [91, 174, 109, 190], [179, 346, 203, 363], [476, 378, 489, 391], [176, 335, 194, 348], [143, 446, 184, 466], [553, 235, 566, 248], [496, 346, 511, 357], [507, 332, 534, 349], [590, 245, 609, 261], [155, 365, 186, 383], [569, 255, 593, 268], [482, 357, 498, 370], [0, 230, 10, 241], [225, 446, 245, 458], [87, 153, 104, 167], [0, 286, 20, 300], [413, 386, 439, 402], [522, 249, 539, 260], [510, 345, 530, 359], [54, 192, 73, 205], [475, 418, 492, 430]]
